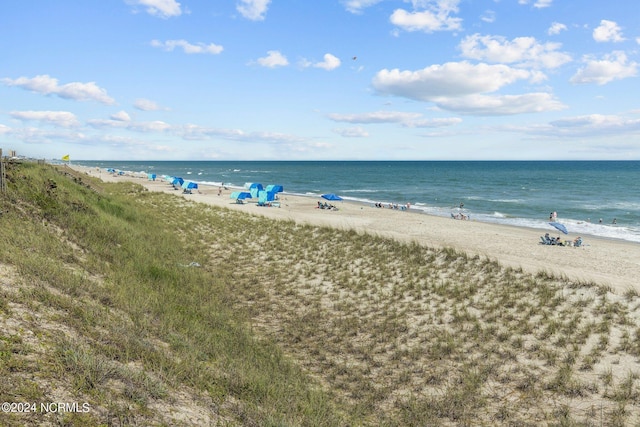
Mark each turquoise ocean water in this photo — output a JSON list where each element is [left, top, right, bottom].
[[75, 161, 640, 244]]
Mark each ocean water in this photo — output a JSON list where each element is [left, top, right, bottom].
[[75, 161, 640, 244]]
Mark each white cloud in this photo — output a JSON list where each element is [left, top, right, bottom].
[[110, 111, 131, 122], [532, 114, 640, 137], [134, 99, 166, 111], [458, 34, 572, 69], [132, 121, 172, 133], [390, 2, 462, 33], [302, 53, 341, 71], [2, 75, 115, 105], [327, 111, 462, 128], [533, 0, 552, 8], [256, 50, 289, 68], [237, 0, 271, 21], [1, 124, 158, 147], [372, 61, 534, 101], [548, 22, 567, 35], [372, 62, 567, 115], [593, 20, 625, 43], [342, 0, 384, 14], [178, 124, 246, 140], [518, 0, 553, 8], [88, 118, 172, 133], [404, 117, 463, 128], [5, 127, 88, 145], [480, 10, 495, 24], [328, 111, 423, 124], [10, 110, 80, 127], [570, 51, 637, 85], [127, 0, 182, 18], [435, 93, 566, 115], [176, 124, 305, 144], [151, 39, 223, 54], [332, 127, 369, 137]]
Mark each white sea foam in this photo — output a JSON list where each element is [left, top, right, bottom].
[[488, 199, 524, 204]]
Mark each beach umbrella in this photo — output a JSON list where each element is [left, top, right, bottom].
[[171, 177, 184, 186], [230, 191, 252, 200], [147, 173, 157, 181], [321, 193, 343, 201], [549, 222, 568, 235]]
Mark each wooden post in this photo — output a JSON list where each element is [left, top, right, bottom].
[[0, 156, 6, 193]]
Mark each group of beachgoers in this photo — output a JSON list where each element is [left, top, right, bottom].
[[451, 212, 469, 220], [451, 202, 469, 220], [317, 201, 338, 211], [373, 202, 410, 211], [555, 211, 618, 226], [541, 233, 583, 247]]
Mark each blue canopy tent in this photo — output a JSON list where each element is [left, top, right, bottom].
[[265, 184, 284, 193], [171, 177, 184, 186], [181, 181, 198, 193], [147, 173, 157, 181], [321, 193, 343, 201], [249, 183, 264, 199], [106, 168, 116, 173], [257, 190, 277, 206], [230, 191, 252, 203]]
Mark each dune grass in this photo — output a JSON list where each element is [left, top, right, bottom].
[[0, 162, 343, 426], [2, 161, 640, 425]]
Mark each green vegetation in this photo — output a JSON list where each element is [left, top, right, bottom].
[[1, 161, 640, 426]]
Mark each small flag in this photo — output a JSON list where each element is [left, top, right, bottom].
[[62, 154, 70, 161]]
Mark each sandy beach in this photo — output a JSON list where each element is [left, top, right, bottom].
[[76, 165, 639, 294]]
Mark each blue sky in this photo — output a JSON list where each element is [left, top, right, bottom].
[[1, 0, 639, 160]]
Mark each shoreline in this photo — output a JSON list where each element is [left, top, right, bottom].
[[71, 164, 640, 293]]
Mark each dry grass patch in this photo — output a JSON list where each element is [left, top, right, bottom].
[[165, 202, 640, 425]]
